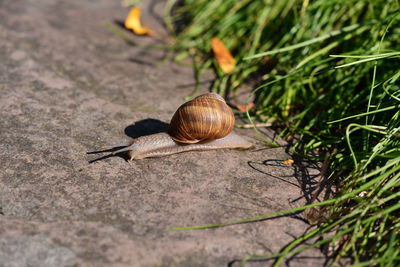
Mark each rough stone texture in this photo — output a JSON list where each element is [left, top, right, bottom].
[[0, 0, 324, 266]]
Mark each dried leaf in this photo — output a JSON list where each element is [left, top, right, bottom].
[[211, 38, 236, 73], [281, 159, 294, 165], [235, 102, 255, 112], [124, 7, 153, 35]]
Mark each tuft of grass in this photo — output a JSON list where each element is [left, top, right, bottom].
[[165, 0, 400, 265]]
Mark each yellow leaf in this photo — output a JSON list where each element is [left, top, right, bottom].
[[211, 38, 236, 73], [124, 7, 153, 35], [281, 159, 295, 165], [235, 103, 255, 112]]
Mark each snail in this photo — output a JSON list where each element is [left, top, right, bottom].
[[108, 93, 252, 160]]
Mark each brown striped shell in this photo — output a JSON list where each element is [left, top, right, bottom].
[[168, 93, 235, 144]]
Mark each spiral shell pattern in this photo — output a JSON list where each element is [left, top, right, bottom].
[[168, 93, 235, 144]]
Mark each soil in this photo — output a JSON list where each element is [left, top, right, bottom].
[[0, 0, 325, 266]]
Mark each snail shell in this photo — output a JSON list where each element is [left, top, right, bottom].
[[168, 93, 235, 144]]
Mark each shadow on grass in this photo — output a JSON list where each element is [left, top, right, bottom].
[[228, 254, 327, 267], [237, 148, 334, 266]]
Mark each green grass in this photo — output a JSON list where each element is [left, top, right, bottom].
[[164, 0, 400, 265]]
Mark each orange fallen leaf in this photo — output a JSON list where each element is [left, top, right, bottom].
[[281, 159, 294, 165], [211, 38, 236, 73], [124, 7, 153, 35], [235, 102, 255, 112]]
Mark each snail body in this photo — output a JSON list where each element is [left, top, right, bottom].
[[111, 93, 252, 160]]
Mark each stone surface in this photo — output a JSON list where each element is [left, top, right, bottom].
[[0, 0, 324, 266]]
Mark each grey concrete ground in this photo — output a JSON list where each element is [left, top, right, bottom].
[[0, 0, 325, 266]]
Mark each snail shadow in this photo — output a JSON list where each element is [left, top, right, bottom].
[[124, 118, 169, 138], [87, 119, 169, 163]]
